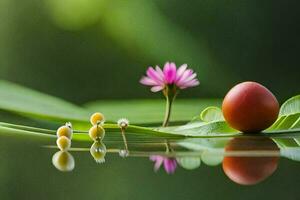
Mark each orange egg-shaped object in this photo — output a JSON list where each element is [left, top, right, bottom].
[[222, 138, 279, 185], [222, 81, 279, 133]]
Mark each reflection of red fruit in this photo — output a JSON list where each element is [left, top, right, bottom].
[[222, 138, 279, 185], [222, 82, 279, 132]]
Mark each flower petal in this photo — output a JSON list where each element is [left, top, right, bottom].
[[147, 67, 164, 85], [151, 85, 164, 92], [155, 66, 164, 80], [175, 69, 193, 86], [150, 156, 164, 171], [179, 79, 200, 89], [140, 76, 158, 86], [163, 62, 177, 84], [163, 158, 177, 174], [140, 63, 199, 91], [178, 73, 197, 85], [175, 64, 188, 82]]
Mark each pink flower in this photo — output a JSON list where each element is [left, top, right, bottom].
[[140, 62, 200, 92], [150, 155, 177, 174]]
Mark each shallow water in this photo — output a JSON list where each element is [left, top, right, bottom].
[[1, 131, 300, 200]]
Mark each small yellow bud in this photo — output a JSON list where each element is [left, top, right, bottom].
[[90, 141, 107, 163], [56, 136, 71, 151], [52, 151, 75, 172], [90, 112, 105, 125], [88, 125, 105, 141], [56, 125, 73, 139]]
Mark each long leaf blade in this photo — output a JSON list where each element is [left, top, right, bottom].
[[0, 80, 90, 122], [85, 99, 221, 124]]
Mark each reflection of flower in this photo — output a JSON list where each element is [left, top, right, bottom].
[[140, 62, 199, 92], [150, 155, 177, 174]]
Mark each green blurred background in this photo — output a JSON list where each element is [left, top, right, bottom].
[[0, 0, 299, 104]]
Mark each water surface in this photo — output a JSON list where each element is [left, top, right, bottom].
[[1, 131, 300, 200]]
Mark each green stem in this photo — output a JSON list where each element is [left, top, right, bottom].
[[121, 129, 129, 151], [162, 85, 178, 127], [162, 95, 173, 127]]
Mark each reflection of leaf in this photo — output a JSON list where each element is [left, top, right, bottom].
[[200, 106, 224, 122], [0, 80, 89, 123], [281, 148, 300, 162], [178, 138, 229, 150], [201, 150, 223, 166], [85, 99, 221, 124], [177, 138, 225, 166], [272, 137, 300, 162], [176, 157, 201, 170]]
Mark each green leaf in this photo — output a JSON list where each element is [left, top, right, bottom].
[[176, 157, 201, 170], [0, 80, 89, 123], [0, 80, 222, 126], [272, 138, 299, 148], [274, 114, 300, 130], [0, 120, 238, 141], [279, 95, 300, 116], [0, 123, 55, 140], [157, 103, 237, 137], [85, 99, 221, 125], [200, 106, 224, 122], [269, 95, 300, 131], [164, 121, 238, 137], [191, 94, 300, 135], [0, 80, 299, 138]]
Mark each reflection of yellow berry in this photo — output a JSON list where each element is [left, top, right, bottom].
[[89, 125, 105, 141], [52, 151, 75, 172], [56, 136, 71, 151], [90, 112, 105, 125], [56, 125, 73, 139], [90, 141, 106, 163]]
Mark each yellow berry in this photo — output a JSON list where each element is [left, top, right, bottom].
[[89, 125, 105, 141], [56, 125, 73, 139], [90, 112, 105, 125], [56, 136, 71, 151], [90, 141, 106, 163], [52, 151, 75, 172]]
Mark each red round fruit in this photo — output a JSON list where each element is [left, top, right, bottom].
[[222, 138, 279, 185], [222, 81, 279, 133]]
